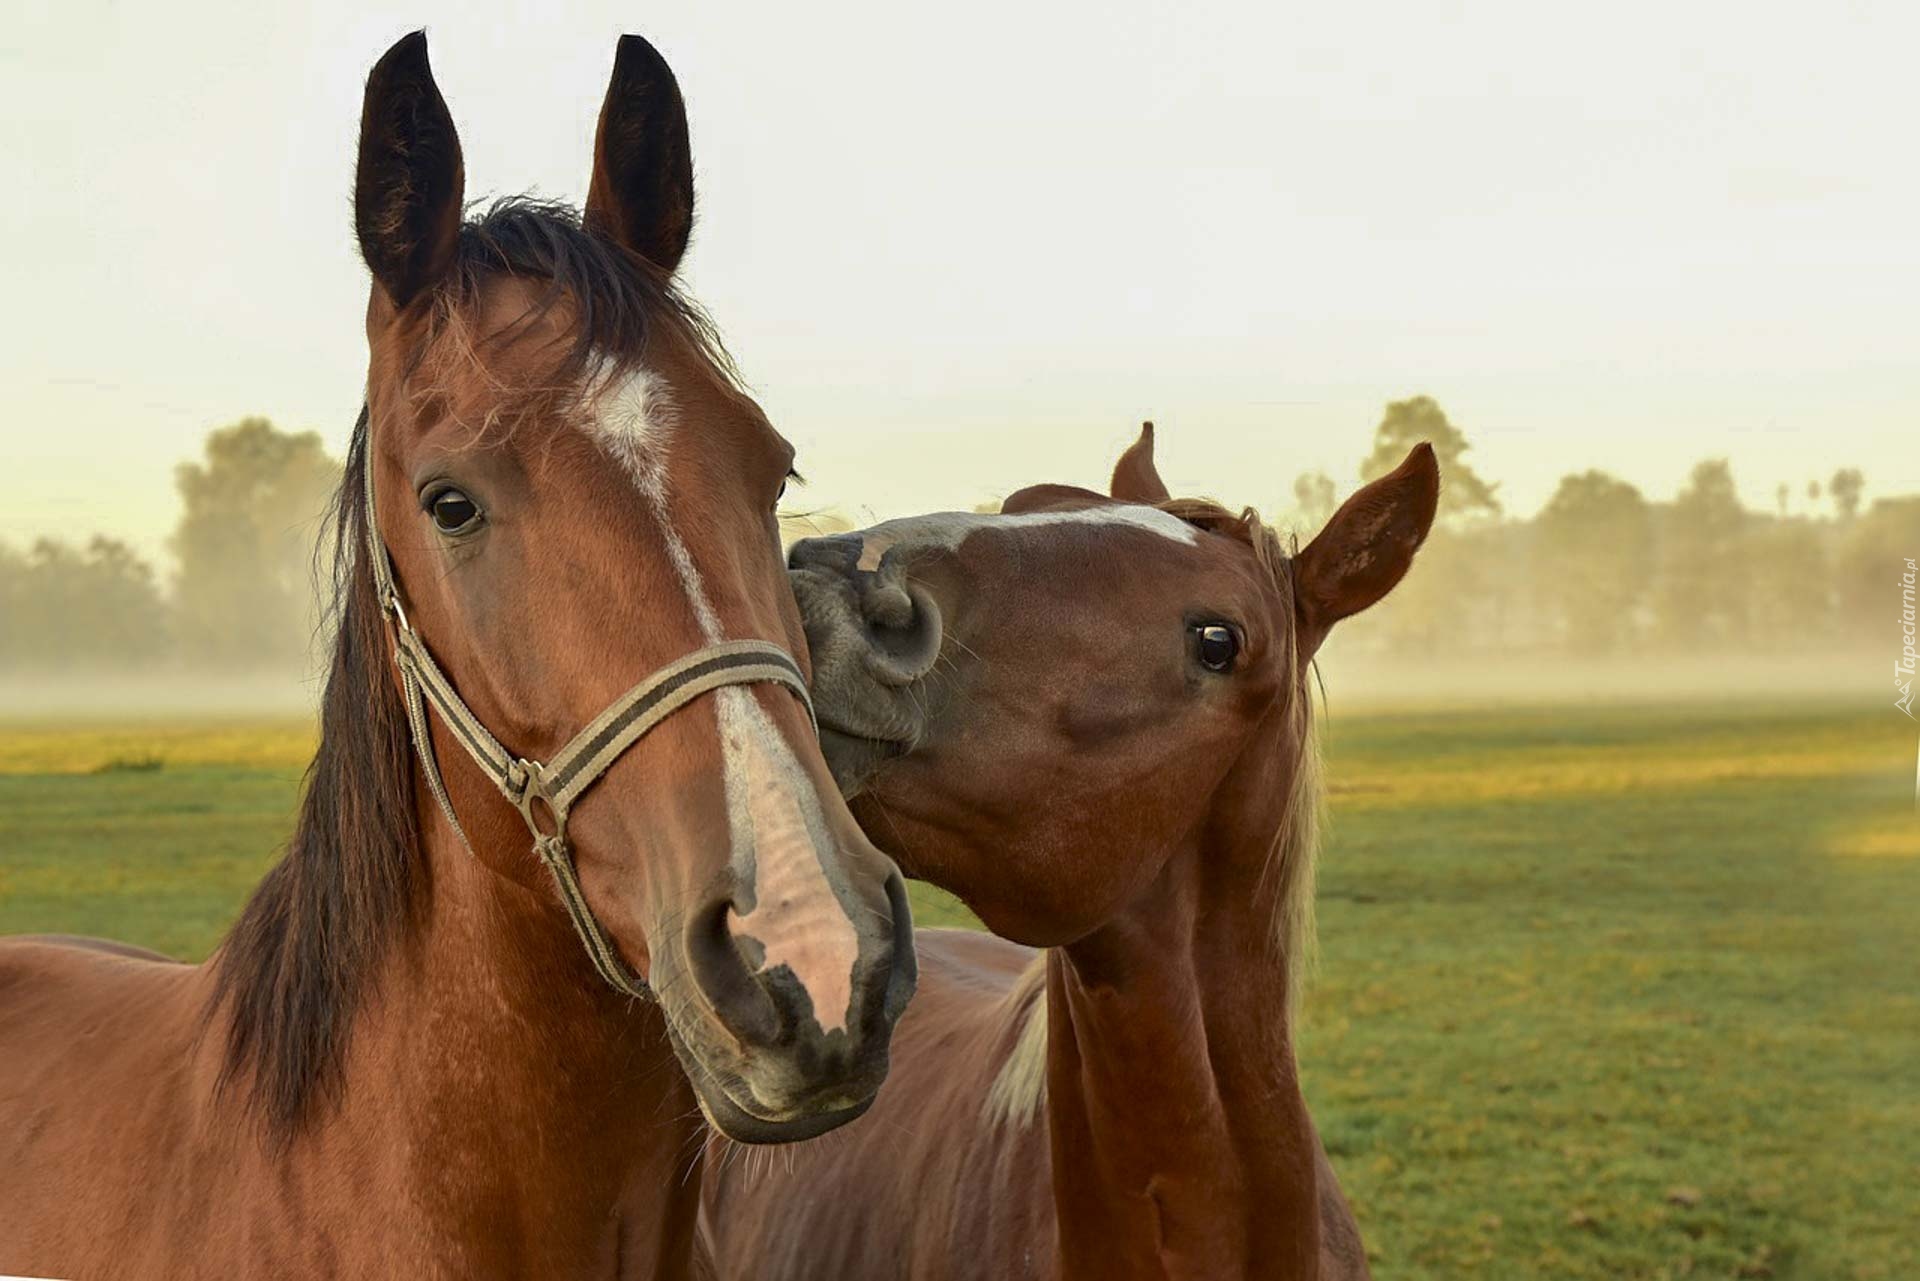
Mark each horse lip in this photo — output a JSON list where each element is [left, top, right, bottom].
[[698, 1079, 877, 1145], [816, 725, 910, 798], [817, 719, 911, 749], [665, 1021, 880, 1144]]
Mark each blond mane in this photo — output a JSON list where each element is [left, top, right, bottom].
[[981, 957, 1050, 1131]]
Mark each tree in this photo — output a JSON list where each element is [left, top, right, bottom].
[[0, 542, 29, 666], [1289, 472, 1336, 534], [1535, 471, 1652, 653], [1830, 468, 1864, 521], [1654, 459, 1749, 647], [1360, 397, 1501, 521], [171, 418, 340, 669], [1835, 497, 1920, 649], [1747, 519, 1831, 651], [0, 537, 168, 667]]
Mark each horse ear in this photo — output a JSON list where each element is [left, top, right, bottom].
[[1110, 422, 1171, 503], [354, 32, 464, 310], [585, 35, 695, 274], [1295, 444, 1439, 638]]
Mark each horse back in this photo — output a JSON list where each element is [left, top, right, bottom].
[[0, 935, 215, 1277]]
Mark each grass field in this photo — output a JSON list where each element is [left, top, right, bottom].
[[1, 701, 1914, 1279]]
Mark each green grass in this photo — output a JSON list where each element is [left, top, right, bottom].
[[1, 702, 1914, 1278], [1302, 703, 1919, 1280]]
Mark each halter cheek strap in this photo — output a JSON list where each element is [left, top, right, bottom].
[[363, 456, 814, 1001]]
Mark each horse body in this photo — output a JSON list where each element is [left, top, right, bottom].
[[705, 427, 1437, 1278], [1037, 885, 1354, 1280], [704, 847, 1335, 1280], [1, 31, 912, 1278], [1, 944, 223, 1270], [0, 841, 705, 1277]]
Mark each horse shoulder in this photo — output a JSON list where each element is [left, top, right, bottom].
[[0, 937, 221, 1273]]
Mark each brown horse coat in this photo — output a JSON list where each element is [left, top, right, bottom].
[[702, 428, 1438, 1278], [0, 33, 913, 1278]]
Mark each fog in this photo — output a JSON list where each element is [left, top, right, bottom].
[[0, 673, 320, 722], [3, 409, 1913, 723], [0, 652, 1883, 728], [1318, 652, 1884, 713]]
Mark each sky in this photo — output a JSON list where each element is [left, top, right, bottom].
[[4, 0, 1916, 568]]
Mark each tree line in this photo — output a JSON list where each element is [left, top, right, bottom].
[[1288, 397, 1911, 657], [1, 419, 338, 671], [2, 401, 1911, 671]]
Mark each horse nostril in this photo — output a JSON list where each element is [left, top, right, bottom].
[[789, 533, 943, 689], [683, 896, 779, 1046], [859, 581, 943, 686], [862, 582, 917, 630], [881, 870, 917, 1024]]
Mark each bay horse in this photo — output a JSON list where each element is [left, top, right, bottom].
[[0, 32, 913, 1278], [701, 426, 1439, 1279]]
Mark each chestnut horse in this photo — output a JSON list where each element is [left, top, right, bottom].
[[701, 427, 1438, 1279], [0, 33, 913, 1278]]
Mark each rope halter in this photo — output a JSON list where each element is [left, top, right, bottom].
[[362, 448, 814, 1000]]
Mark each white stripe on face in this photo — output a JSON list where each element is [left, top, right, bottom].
[[587, 367, 862, 1034], [590, 368, 724, 639], [852, 504, 1198, 572], [713, 687, 859, 1033]]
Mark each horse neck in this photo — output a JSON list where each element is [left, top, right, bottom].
[[342, 782, 704, 1273], [1044, 739, 1321, 1279]]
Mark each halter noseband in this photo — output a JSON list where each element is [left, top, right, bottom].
[[362, 450, 814, 1001]]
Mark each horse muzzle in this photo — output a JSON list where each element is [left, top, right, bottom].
[[659, 860, 916, 1143]]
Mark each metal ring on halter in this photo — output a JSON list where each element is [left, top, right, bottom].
[[359, 438, 815, 1001], [505, 758, 566, 842]]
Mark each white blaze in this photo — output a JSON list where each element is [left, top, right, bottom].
[[852, 503, 1199, 573], [587, 367, 862, 1034], [713, 688, 859, 1034]]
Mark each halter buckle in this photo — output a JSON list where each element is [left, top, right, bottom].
[[384, 593, 412, 635], [506, 757, 564, 842]]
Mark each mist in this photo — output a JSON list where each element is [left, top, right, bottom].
[[4, 402, 1913, 723]]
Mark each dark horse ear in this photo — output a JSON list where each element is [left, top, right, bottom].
[[585, 35, 694, 275], [1110, 422, 1171, 504], [355, 32, 464, 311], [1295, 444, 1439, 641]]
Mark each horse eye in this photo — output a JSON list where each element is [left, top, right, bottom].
[[427, 488, 481, 534], [1194, 623, 1239, 672], [774, 466, 801, 510]]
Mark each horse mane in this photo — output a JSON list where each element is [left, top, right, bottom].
[[210, 196, 715, 1141], [421, 197, 740, 413], [981, 956, 1050, 1130], [208, 413, 419, 1141], [983, 498, 1326, 1131]]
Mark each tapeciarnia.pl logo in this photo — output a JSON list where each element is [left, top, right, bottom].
[[1897, 557, 1920, 812], [1898, 558, 1917, 720]]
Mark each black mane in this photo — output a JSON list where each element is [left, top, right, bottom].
[[209, 410, 418, 1140], [440, 196, 735, 385]]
